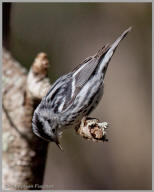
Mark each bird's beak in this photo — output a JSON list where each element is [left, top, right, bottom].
[[54, 137, 63, 151], [56, 142, 63, 151]]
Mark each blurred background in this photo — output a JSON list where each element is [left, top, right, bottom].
[[4, 2, 152, 190]]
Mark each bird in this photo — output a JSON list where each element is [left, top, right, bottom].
[[32, 27, 132, 150]]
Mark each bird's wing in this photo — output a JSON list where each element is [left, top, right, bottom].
[[61, 45, 110, 111], [72, 44, 110, 89], [46, 27, 132, 113], [45, 73, 71, 102], [72, 27, 132, 89]]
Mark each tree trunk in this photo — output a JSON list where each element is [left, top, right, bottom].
[[2, 49, 50, 190]]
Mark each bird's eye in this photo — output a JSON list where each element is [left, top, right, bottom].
[[52, 128, 55, 133], [35, 116, 44, 130], [47, 119, 51, 124]]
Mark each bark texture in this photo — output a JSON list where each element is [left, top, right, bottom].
[[2, 49, 50, 190]]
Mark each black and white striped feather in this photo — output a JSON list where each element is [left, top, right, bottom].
[[32, 27, 132, 146]]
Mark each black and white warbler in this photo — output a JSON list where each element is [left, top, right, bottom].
[[32, 27, 132, 150]]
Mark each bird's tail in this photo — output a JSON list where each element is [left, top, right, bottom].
[[109, 26, 132, 52], [98, 26, 132, 76]]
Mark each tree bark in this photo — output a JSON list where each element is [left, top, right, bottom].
[[2, 49, 50, 190]]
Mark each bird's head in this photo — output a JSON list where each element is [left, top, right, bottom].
[[32, 110, 63, 150]]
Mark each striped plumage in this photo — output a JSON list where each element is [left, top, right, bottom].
[[32, 27, 132, 149]]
